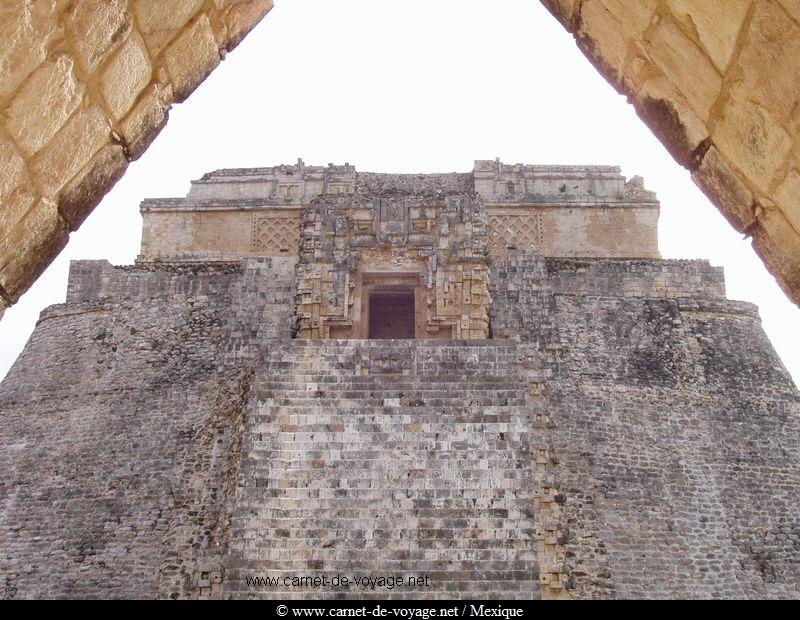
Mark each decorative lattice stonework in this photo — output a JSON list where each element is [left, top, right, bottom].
[[294, 192, 491, 340], [251, 214, 300, 255], [488, 214, 544, 256]]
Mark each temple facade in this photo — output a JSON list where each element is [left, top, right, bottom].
[[139, 160, 659, 340]]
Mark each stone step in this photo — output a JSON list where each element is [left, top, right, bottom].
[[248, 411, 528, 421], [255, 388, 525, 396], [228, 337, 536, 599], [260, 360, 521, 366], [257, 374, 521, 382], [259, 385, 524, 392], [254, 400, 528, 410], [260, 386, 526, 393]]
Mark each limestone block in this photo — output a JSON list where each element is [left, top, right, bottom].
[[775, 168, 800, 235], [735, 0, 800, 126], [0, 0, 58, 100], [778, 0, 800, 23], [667, 0, 750, 73], [58, 144, 129, 231], [119, 83, 173, 160], [576, 1, 629, 83], [576, 0, 657, 87], [597, 0, 656, 38], [134, 0, 205, 57], [224, 0, 274, 51], [540, 0, 580, 29], [164, 14, 221, 103], [0, 188, 38, 245], [29, 104, 111, 197], [0, 198, 67, 301], [714, 84, 793, 194], [100, 32, 152, 121], [633, 74, 709, 166], [5, 54, 84, 155], [64, 0, 132, 74], [692, 146, 754, 233], [0, 128, 26, 203], [646, 15, 722, 119], [752, 204, 800, 304]]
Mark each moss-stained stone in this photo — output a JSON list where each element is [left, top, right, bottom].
[[692, 146, 755, 232], [163, 14, 221, 103], [58, 144, 129, 231], [0, 198, 67, 301]]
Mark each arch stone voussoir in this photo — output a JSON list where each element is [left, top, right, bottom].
[[0, 0, 274, 306], [541, 0, 800, 306]]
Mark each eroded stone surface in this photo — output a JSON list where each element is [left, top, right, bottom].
[[541, 0, 800, 306], [0, 198, 67, 301], [0, 1, 59, 101], [100, 32, 152, 120], [0, 129, 26, 204], [0, 0, 273, 306], [5, 55, 84, 156], [1, 162, 798, 599], [65, 0, 132, 74]]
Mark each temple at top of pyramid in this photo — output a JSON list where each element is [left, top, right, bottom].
[[140, 159, 660, 264], [137, 159, 662, 340]]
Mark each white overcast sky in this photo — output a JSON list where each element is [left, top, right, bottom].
[[1, 0, 798, 385]]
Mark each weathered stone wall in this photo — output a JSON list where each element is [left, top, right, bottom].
[[141, 207, 302, 262], [0, 0, 274, 307], [546, 257, 726, 299], [0, 294, 245, 598], [1, 247, 799, 598], [486, 204, 659, 259], [66, 259, 242, 303], [547, 293, 800, 598], [541, 0, 800, 305], [0, 255, 295, 599], [491, 251, 800, 599], [2, 184, 800, 599], [5, 4, 800, 315], [64, 256, 297, 364], [139, 163, 661, 264]]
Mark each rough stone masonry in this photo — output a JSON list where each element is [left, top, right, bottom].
[[1, 161, 798, 599]]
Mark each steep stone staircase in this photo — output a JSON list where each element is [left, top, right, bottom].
[[224, 339, 539, 599]]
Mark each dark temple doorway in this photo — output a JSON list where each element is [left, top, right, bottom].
[[368, 289, 415, 339]]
